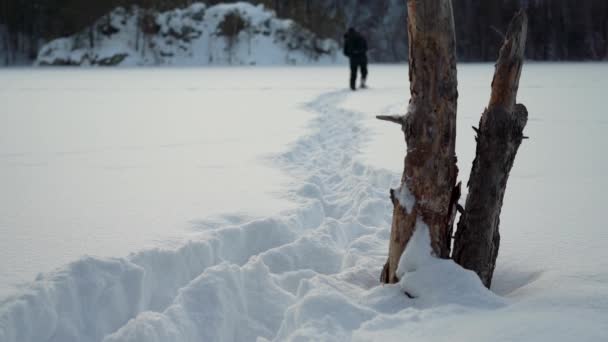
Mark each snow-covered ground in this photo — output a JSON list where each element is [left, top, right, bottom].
[[0, 67, 326, 297], [1, 64, 608, 341], [35, 2, 344, 67]]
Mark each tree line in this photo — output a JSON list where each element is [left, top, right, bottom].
[[1, 0, 607, 65], [454, 0, 608, 61]]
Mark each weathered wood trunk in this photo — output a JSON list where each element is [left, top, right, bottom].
[[379, 0, 458, 284], [452, 10, 529, 288]]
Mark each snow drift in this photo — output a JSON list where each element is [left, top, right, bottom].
[[35, 2, 345, 67]]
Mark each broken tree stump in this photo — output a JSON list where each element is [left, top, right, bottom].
[[379, 0, 459, 284], [452, 10, 529, 288]]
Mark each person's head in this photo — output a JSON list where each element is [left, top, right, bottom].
[[347, 27, 356, 35]]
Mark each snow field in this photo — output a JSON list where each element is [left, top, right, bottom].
[[1, 87, 561, 342], [2, 64, 608, 341], [0, 67, 324, 297], [0, 89, 392, 341]]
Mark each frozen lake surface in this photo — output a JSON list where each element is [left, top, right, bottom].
[[1, 64, 607, 341], [0, 67, 323, 296]]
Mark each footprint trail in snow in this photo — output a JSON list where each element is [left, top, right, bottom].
[[103, 90, 400, 341]]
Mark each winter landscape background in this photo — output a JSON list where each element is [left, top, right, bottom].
[[2, 0, 608, 65], [1, 1, 608, 341]]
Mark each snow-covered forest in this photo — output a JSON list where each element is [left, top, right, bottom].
[[2, 0, 608, 65]]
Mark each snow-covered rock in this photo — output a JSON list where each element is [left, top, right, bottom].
[[35, 2, 345, 67]]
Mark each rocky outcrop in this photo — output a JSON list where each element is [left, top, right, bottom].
[[35, 2, 345, 66]]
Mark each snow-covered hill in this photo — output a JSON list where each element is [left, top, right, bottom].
[[35, 2, 345, 66]]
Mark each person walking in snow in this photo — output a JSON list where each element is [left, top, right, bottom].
[[343, 27, 368, 91]]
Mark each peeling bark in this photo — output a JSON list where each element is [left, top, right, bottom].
[[379, 0, 458, 284], [452, 10, 529, 288]]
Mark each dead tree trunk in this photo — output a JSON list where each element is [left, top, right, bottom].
[[378, 0, 458, 284], [452, 10, 529, 288]]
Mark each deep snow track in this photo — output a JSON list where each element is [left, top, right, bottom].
[[0, 90, 399, 342]]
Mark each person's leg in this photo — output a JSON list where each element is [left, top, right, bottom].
[[350, 59, 357, 90], [360, 58, 368, 88]]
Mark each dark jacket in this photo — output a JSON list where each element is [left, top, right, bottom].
[[343, 29, 368, 59]]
